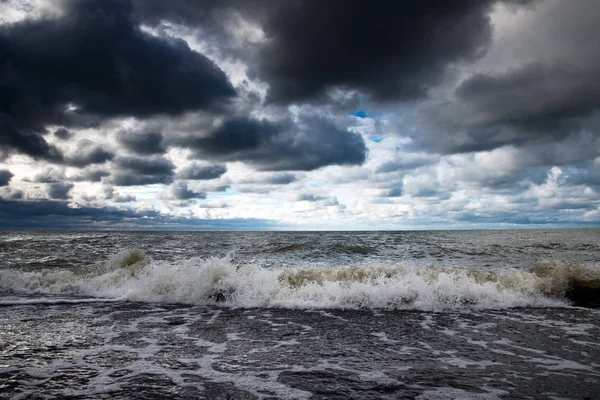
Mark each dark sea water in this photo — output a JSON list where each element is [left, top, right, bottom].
[[1, 230, 599, 399]]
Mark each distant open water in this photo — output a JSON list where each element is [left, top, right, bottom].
[[1, 230, 599, 399]]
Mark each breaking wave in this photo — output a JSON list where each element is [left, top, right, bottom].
[[1, 249, 599, 310]]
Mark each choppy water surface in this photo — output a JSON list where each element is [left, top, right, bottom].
[[1, 230, 599, 399]]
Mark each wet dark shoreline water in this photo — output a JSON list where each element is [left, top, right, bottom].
[[1, 230, 599, 398], [2, 302, 599, 399]]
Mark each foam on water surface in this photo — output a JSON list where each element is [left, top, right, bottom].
[[1, 248, 599, 310], [0, 297, 123, 306], [1, 302, 599, 399]]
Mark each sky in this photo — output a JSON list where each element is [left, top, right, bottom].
[[0, 0, 599, 230]]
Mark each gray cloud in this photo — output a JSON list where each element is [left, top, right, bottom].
[[114, 155, 174, 175], [455, 63, 600, 131], [109, 173, 172, 187], [176, 163, 227, 180], [178, 115, 366, 171], [420, 64, 600, 154], [234, 172, 298, 194], [72, 168, 110, 183], [294, 192, 342, 208], [103, 187, 136, 203], [118, 131, 165, 155], [113, 194, 136, 203], [188, 180, 231, 194], [65, 143, 115, 167], [258, 173, 297, 185], [296, 193, 328, 202], [53, 128, 72, 140], [560, 162, 600, 191], [0, 169, 13, 186], [0, 187, 24, 201], [239, 172, 297, 185], [167, 181, 207, 200], [412, 0, 600, 157], [384, 186, 404, 198], [27, 169, 67, 184], [376, 154, 438, 174], [6, 190, 23, 200], [47, 182, 74, 200], [109, 155, 175, 186], [0, 198, 276, 230]]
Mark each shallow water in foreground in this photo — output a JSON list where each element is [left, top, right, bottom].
[[1, 302, 599, 399]]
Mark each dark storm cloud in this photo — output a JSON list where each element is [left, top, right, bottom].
[[109, 155, 175, 186], [455, 63, 600, 131], [413, 0, 600, 156], [177, 116, 366, 171], [136, 0, 527, 104], [5, 190, 23, 200], [114, 156, 174, 175], [255, 0, 504, 104], [53, 128, 72, 140], [1, 0, 236, 118], [0, 199, 276, 230], [0, 0, 235, 160], [65, 144, 115, 167], [118, 131, 165, 155], [176, 163, 227, 180], [0, 113, 63, 161], [47, 182, 74, 200], [412, 112, 600, 168], [422, 62, 600, 154], [0, 187, 24, 201], [0, 169, 13, 186]]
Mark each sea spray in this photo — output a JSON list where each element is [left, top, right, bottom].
[[530, 260, 600, 306], [1, 248, 599, 309]]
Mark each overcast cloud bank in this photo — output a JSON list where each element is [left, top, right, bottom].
[[0, 0, 598, 229]]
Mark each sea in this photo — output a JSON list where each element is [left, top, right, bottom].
[[0, 229, 599, 399]]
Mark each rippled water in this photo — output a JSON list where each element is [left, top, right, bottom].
[[2, 229, 599, 270], [1, 230, 599, 398]]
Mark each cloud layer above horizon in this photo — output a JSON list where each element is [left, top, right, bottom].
[[1, 0, 599, 230]]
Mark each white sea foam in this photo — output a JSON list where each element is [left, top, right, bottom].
[[0, 297, 123, 306], [0, 249, 597, 310]]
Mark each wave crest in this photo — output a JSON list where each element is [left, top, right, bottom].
[[1, 249, 598, 310]]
